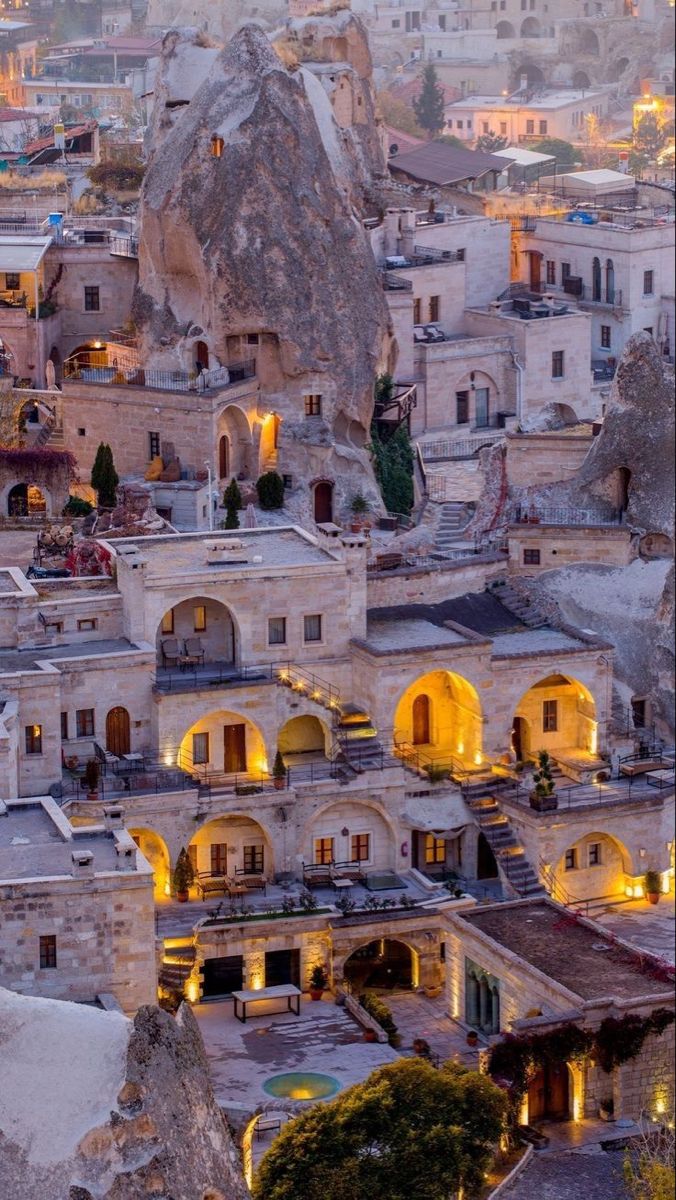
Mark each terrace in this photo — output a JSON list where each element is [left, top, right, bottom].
[[63, 354, 256, 395]]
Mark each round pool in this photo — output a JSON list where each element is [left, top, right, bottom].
[[263, 1072, 341, 1101]]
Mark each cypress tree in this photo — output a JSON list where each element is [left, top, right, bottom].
[[223, 477, 242, 529], [413, 64, 446, 138], [91, 442, 118, 508]]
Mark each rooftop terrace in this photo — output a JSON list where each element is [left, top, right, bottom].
[[0, 799, 127, 881], [107, 528, 341, 577], [461, 899, 671, 1001]]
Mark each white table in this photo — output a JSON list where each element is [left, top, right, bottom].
[[232, 984, 301, 1024], [333, 878, 354, 892]]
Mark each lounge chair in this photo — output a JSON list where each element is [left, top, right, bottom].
[[183, 636, 205, 666], [161, 636, 181, 667]]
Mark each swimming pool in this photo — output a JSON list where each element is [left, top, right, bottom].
[[262, 1072, 341, 1101]]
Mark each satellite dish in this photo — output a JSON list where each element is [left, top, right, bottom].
[[389, 143, 399, 156]]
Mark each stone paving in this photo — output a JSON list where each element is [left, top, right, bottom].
[[193, 993, 398, 1116], [502, 1147, 630, 1200], [591, 897, 675, 964], [384, 990, 483, 1068], [0, 530, 38, 570]]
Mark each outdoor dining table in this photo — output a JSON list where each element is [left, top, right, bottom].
[[232, 984, 302, 1024]]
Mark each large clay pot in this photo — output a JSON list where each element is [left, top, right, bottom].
[[647, 892, 660, 905], [363, 1028, 377, 1043], [176, 890, 189, 903], [309, 988, 324, 1002]]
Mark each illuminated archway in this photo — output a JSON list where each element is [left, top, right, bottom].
[[189, 813, 273, 880], [344, 938, 417, 991], [394, 670, 483, 769], [216, 403, 253, 479], [178, 708, 267, 779], [554, 830, 631, 902], [278, 714, 330, 760], [128, 827, 170, 900], [305, 798, 397, 871], [513, 674, 597, 760]]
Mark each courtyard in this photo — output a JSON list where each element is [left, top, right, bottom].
[[592, 897, 675, 964]]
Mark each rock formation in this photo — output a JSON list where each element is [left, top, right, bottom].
[[146, 0, 285, 40], [0, 986, 248, 1200], [500, 335, 675, 739], [134, 23, 392, 520]]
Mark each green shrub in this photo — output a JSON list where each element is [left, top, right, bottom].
[[63, 497, 93, 517], [256, 470, 284, 510], [360, 990, 398, 1040]]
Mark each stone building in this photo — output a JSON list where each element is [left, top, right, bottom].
[[0, 795, 156, 1013]]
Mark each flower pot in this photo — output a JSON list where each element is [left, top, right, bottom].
[[309, 988, 324, 1001], [529, 792, 558, 812], [363, 1028, 377, 1043], [273, 776, 286, 791], [176, 890, 189, 903], [350, 521, 363, 534], [86, 791, 99, 802], [647, 892, 660, 905], [466, 1032, 479, 1047]]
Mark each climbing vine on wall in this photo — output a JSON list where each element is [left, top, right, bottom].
[[488, 1009, 675, 1103]]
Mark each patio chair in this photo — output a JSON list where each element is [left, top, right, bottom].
[[161, 636, 181, 667], [183, 636, 205, 666], [234, 867, 267, 893]]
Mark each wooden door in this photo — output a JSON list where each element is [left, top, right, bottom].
[[528, 1065, 570, 1122], [412, 694, 431, 745], [223, 723, 246, 774], [106, 706, 130, 756], [313, 481, 333, 524], [529, 251, 542, 291], [218, 435, 230, 479]]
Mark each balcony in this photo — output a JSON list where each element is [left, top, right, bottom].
[[63, 355, 256, 395], [153, 662, 276, 696]]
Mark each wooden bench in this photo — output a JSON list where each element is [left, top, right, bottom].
[[620, 758, 666, 778], [332, 860, 366, 884], [302, 862, 333, 889], [234, 868, 267, 893], [195, 873, 231, 900], [232, 984, 301, 1024]]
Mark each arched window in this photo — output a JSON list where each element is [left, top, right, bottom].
[[605, 259, 615, 304], [592, 257, 601, 301]]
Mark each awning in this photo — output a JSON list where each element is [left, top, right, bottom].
[[402, 789, 469, 835], [0, 236, 52, 273]]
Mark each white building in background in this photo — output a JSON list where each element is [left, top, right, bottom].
[[444, 88, 613, 145]]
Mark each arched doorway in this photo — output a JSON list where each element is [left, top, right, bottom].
[[496, 20, 515, 38], [278, 715, 329, 763], [313, 480, 334, 524], [513, 674, 598, 759], [128, 828, 170, 900], [605, 259, 615, 304], [520, 16, 541, 36], [573, 71, 591, 89], [216, 404, 253, 480], [529, 251, 542, 291], [156, 597, 237, 670], [106, 706, 130, 756], [344, 939, 414, 991], [189, 813, 272, 881], [528, 1063, 571, 1121], [178, 709, 266, 778], [477, 832, 499, 880], [592, 257, 602, 301], [48, 345, 62, 385], [7, 483, 27, 516], [618, 467, 631, 513], [412, 694, 431, 745], [218, 434, 230, 480]]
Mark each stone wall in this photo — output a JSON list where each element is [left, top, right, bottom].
[[505, 430, 595, 488], [615, 1021, 675, 1121], [508, 525, 634, 575], [366, 556, 504, 607]]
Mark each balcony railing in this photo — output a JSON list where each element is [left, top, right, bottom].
[[512, 504, 623, 527], [154, 662, 276, 695], [63, 355, 256, 395], [419, 433, 502, 461], [109, 234, 139, 258]]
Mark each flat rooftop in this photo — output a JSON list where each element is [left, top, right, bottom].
[[449, 89, 609, 111], [461, 901, 666, 1001], [107, 528, 341, 576], [0, 638, 139, 675], [0, 801, 122, 882]]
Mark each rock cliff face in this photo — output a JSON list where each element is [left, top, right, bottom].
[[134, 23, 391, 519], [0, 987, 248, 1200], [503, 335, 675, 739], [146, 0, 285, 40]]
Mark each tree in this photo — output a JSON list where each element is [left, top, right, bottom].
[[475, 130, 508, 153], [633, 110, 669, 163], [413, 64, 446, 138], [223, 477, 241, 530], [624, 1121, 675, 1200], [253, 1058, 507, 1200], [91, 442, 118, 509], [370, 420, 414, 517], [256, 470, 284, 510], [377, 89, 425, 140], [525, 136, 578, 167]]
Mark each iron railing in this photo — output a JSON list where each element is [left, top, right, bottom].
[[63, 356, 256, 394], [109, 234, 139, 257], [499, 773, 674, 812], [418, 434, 502, 461], [512, 505, 623, 526], [153, 662, 277, 695]]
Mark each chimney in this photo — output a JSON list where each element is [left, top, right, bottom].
[[71, 848, 95, 879], [103, 805, 124, 832], [384, 209, 401, 257], [400, 208, 416, 259]]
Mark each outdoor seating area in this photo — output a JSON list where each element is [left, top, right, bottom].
[[160, 636, 206, 669], [195, 872, 268, 901], [303, 860, 367, 889]]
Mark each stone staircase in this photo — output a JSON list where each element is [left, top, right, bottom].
[[333, 704, 391, 783], [159, 945, 195, 993], [490, 581, 547, 629], [467, 792, 545, 898], [435, 502, 471, 551]]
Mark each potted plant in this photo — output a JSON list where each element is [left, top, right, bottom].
[[529, 750, 558, 812], [272, 749, 287, 791], [84, 758, 100, 801], [349, 492, 369, 533], [413, 1037, 432, 1059], [598, 1097, 615, 1122], [173, 847, 194, 902], [466, 1029, 479, 1047], [309, 964, 328, 1001], [644, 869, 661, 905], [363, 1027, 378, 1043]]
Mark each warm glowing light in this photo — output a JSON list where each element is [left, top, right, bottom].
[[625, 885, 634, 898], [164, 880, 171, 897], [290, 1088, 314, 1100], [93, 340, 103, 349], [186, 978, 200, 1003], [474, 751, 482, 766], [457, 741, 464, 756], [163, 753, 173, 766], [590, 724, 598, 755], [250, 970, 265, 991], [633, 884, 644, 898], [661, 872, 671, 894]]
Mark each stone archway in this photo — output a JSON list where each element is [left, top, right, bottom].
[[496, 20, 515, 38], [394, 669, 483, 770], [156, 596, 238, 670], [189, 813, 274, 882], [344, 938, 416, 991], [513, 673, 598, 761], [313, 479, 334, 524], [520, 16, 541, 37], [215, 404, 254, 480], [128, 827, 171, 901]]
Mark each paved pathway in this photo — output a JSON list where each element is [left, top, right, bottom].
[[0, 530, 36, 570], [502, 1147, 629, 1200], [385, 991, 483, 1067]]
